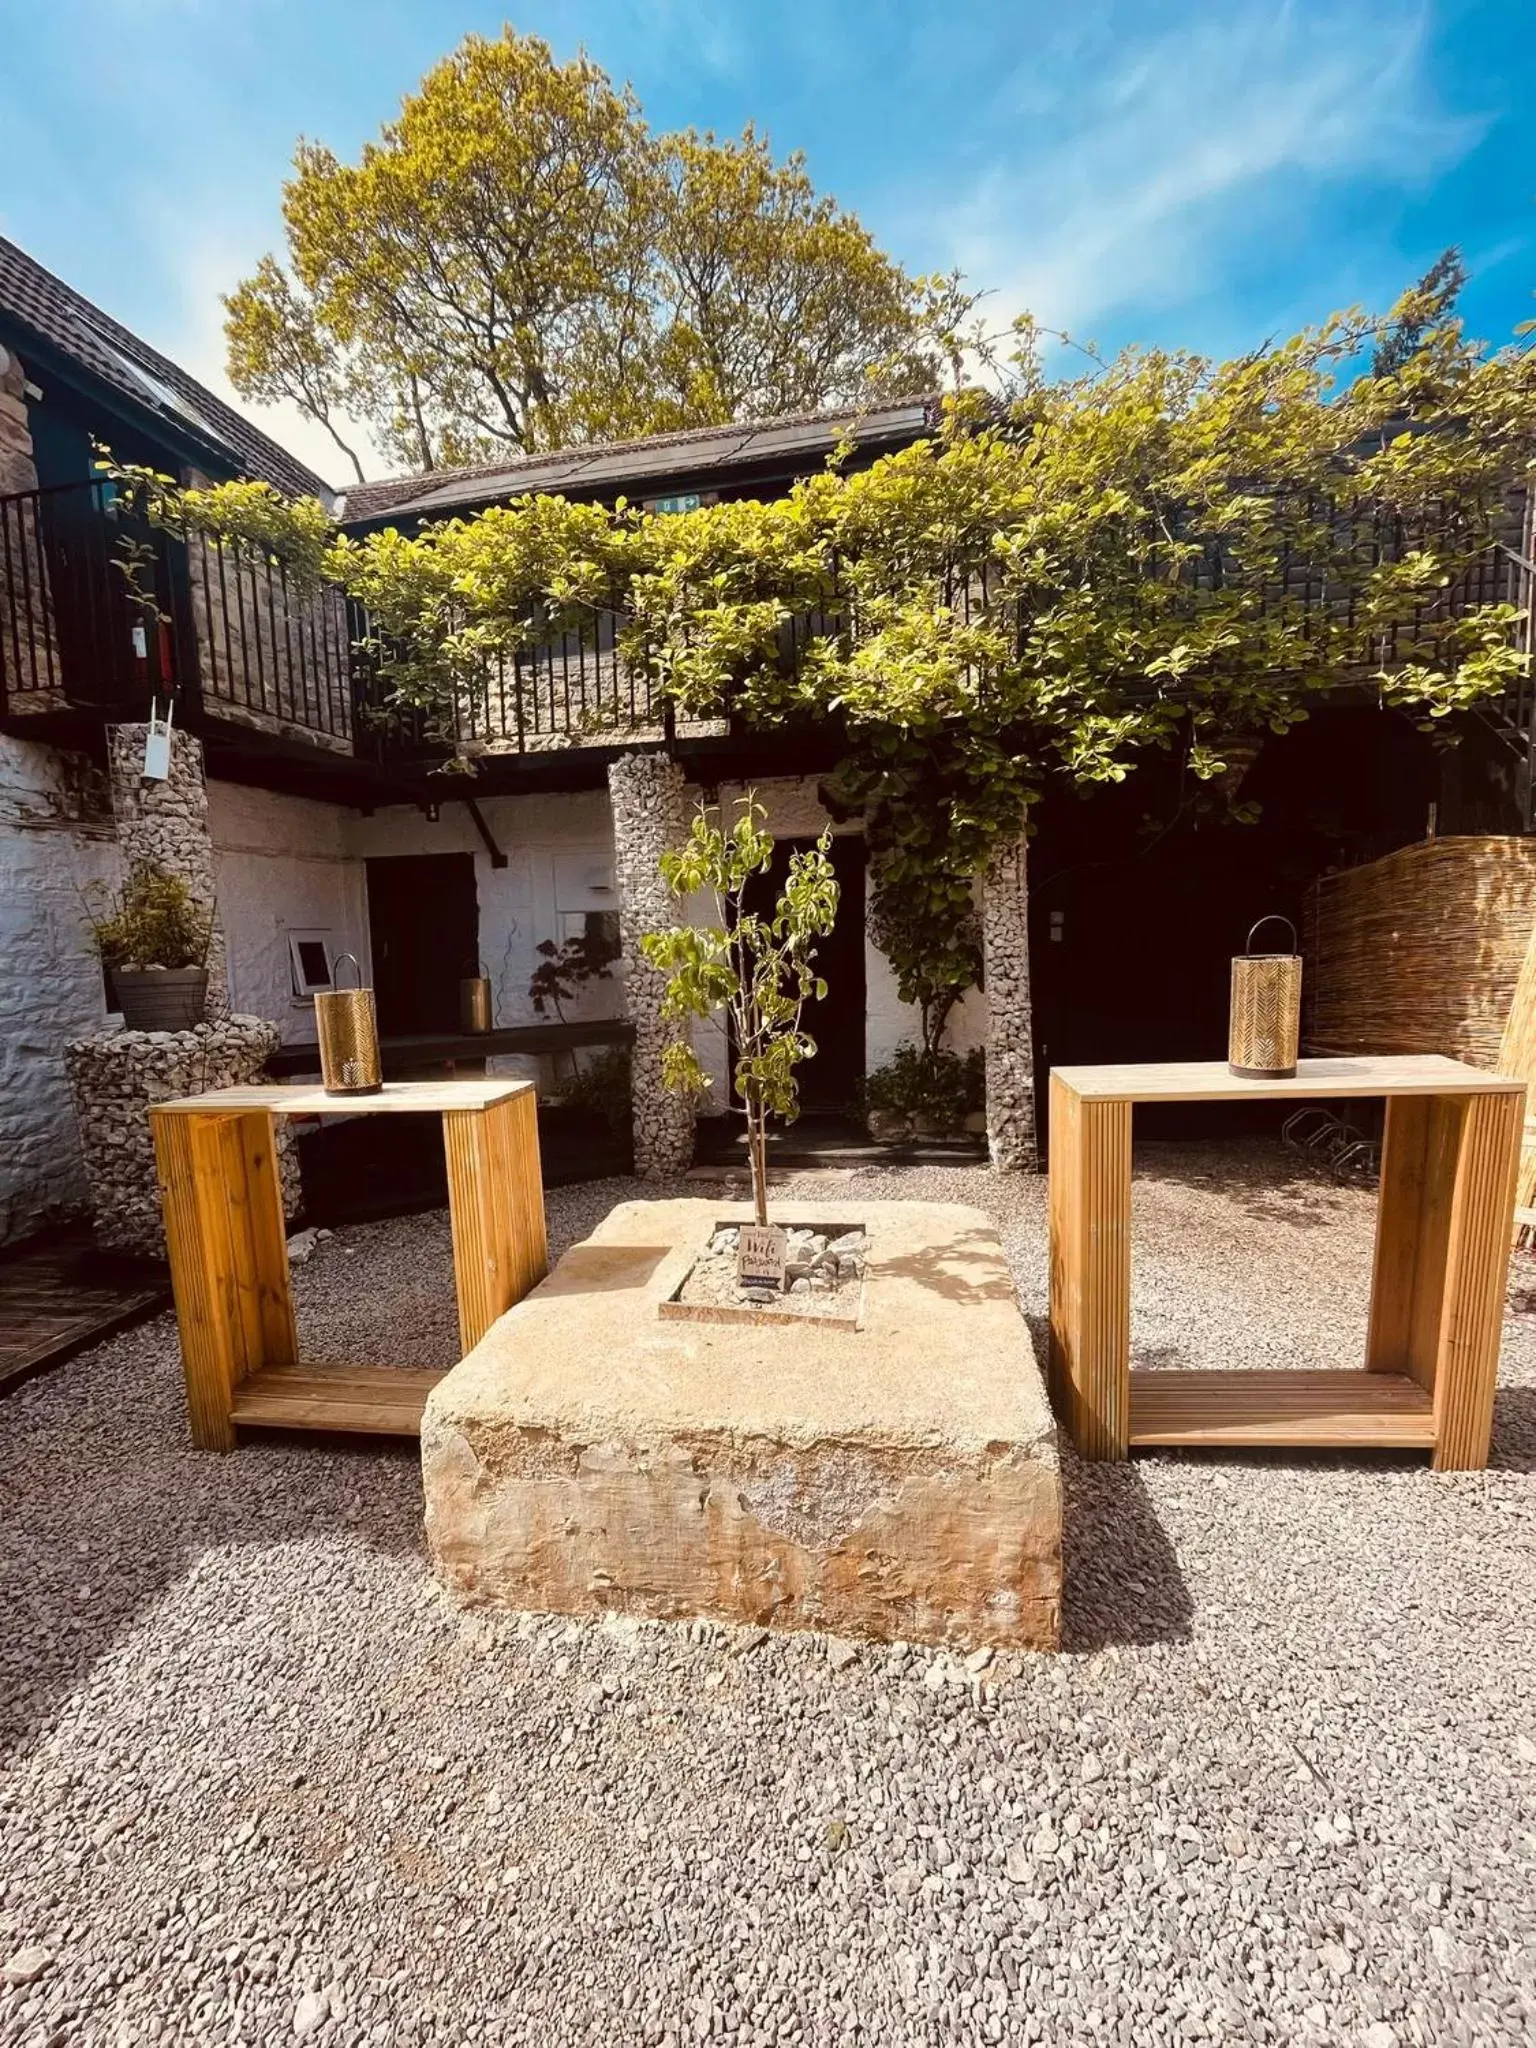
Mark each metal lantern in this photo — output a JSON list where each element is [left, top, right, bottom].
[[459, 965, 493, 1034], [1229, 916, 1302, 1080], [315, 952, 382, 1096]]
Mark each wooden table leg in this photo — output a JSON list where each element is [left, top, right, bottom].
[[1366, 1094, 1465, 1392], [1048, 1075, 1132, 1460], [152, 1108, 296, 1451], [1366, 1089, 1521, 1469], [443, 1090, 550, 1355], [1433, 1088, 1522, 1470]]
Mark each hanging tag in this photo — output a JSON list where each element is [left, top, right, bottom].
[[142, 697, 173, 781]]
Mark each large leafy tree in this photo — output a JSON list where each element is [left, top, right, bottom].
[[223, 29, 940, 479]]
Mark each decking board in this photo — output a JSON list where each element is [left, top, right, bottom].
[[231, 1365, 443, 1436], [1129, 1368, 1436, 1449]]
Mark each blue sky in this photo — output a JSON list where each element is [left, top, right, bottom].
[[0, 0, 1531, 486]]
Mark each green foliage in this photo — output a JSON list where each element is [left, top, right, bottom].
[[860, 1045, 984, 1131], [85, 866, 212, 971], [140, 276, 1536, 1047], [561, 1046, 632, 1135], [223, 28, 942, 472], [96, 449, 336, 601], [1372, 248, 1466, 381], [640, 796, 838, 1222]]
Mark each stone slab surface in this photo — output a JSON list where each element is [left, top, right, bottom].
[[422, 1198, 1061, 1649]]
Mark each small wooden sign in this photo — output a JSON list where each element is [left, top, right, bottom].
[[737, 1223, 787, 1290]]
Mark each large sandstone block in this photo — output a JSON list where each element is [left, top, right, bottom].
[[422, 1198, 1060, 1649]]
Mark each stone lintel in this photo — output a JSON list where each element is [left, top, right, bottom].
[[422, 1198, 1061, 1650]]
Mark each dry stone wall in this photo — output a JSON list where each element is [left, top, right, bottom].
[[607, 751, 696, 1177], [65, 1018, 297, 1259], [983, 835, 1038, 1171], [107, 723, 229, 1017]]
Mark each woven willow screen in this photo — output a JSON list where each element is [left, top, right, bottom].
[[1305, 836, 1536, 1069]]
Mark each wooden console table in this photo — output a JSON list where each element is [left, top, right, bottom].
[[1048, 1056, 1523, 1469], [150, 1079, 547, 1449]]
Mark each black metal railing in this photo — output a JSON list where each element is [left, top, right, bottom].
[[2, 475, 1531, 777], [185, 529, 355, 746], [0, 479, 183, 708]]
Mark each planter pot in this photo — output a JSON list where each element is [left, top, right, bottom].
[[910, 1112, 949, 1140], [865, 1108, 910, 1144], [113, 967, 208, 1032], [963, 1109, 987, 1135]]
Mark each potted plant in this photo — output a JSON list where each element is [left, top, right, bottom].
[[86, 864, 213, 1031]]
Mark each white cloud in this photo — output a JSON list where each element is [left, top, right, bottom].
[[934, 2, 1489, 347]]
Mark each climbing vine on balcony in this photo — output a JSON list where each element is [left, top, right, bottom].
[[112, 285, 1536, 1039]]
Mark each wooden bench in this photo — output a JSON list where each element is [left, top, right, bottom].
[[1048, 1055, 1523, 1470], [151, 1079, 548, 1449]]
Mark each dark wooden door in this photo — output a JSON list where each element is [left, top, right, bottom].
[[365, 853, 479, 1036], [736, 835, 866, 1113]]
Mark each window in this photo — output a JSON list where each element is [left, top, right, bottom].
[[287, 931, 335, 999]]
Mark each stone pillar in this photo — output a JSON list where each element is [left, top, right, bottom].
[[983, 834, 1038, 1171], [608, 751, 696, 1178], [107, 723, 228, 1018], [65, 1019, 296, 1259]]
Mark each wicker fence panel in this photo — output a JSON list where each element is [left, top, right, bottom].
[[1305, 836, 1536, 1069]]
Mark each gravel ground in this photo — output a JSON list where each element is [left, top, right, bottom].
[[2, 1141, 1534, 2048]]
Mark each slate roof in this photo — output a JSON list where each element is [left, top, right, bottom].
[[0, 232, 333, 503], [337, 398, 936, 525]]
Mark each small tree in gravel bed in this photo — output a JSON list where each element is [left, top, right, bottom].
[[641, 795, 839, 1225]]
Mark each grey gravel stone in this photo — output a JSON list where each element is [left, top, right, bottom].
[[1, 1145, 1534, 2047]]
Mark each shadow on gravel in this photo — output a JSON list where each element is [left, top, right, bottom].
[[1059, 1454, 1195, 1651], [1491, 1385, 1536, 1473], [0, 1326, 427, 1757], [1023, 1311, 1196, 1651]]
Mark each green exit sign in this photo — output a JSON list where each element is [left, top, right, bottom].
[[648, 491, 703, 515]]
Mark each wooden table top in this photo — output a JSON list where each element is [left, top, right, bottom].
[[1050, 1054, 1524, 1103], [151, 1078, 536, 1117]]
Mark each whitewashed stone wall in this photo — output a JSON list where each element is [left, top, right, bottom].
[[65, 1018, 297, 1259], [608, 753, 695, 1176], [208, 780, 369, 1046], [107, 724, 228, 1016], [983, 834, 1037, 1170], [0, 736, 121, 1244], [344, 788, 622, 1090]]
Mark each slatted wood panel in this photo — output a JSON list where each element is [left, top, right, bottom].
[[1129, 1370, 1435, 1448], [1048, 1074, 1132, 1460], [1432, 1086, 1523, 1468], [1366, 1094, 1465, 1390], [151, 1107, 298, 1450], [231, 1366, 443, 1435], [443, 1090, 549, 1354]]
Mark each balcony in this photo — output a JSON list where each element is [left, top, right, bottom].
[[0, 480, 675, 776]]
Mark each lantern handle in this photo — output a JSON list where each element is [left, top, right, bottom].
[[1245, 916, 1297, 957], [332, 951, 364, 990]]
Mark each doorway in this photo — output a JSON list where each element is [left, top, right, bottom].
[[365, 852, 479, 1036], [735, 834, 866, 1114]]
